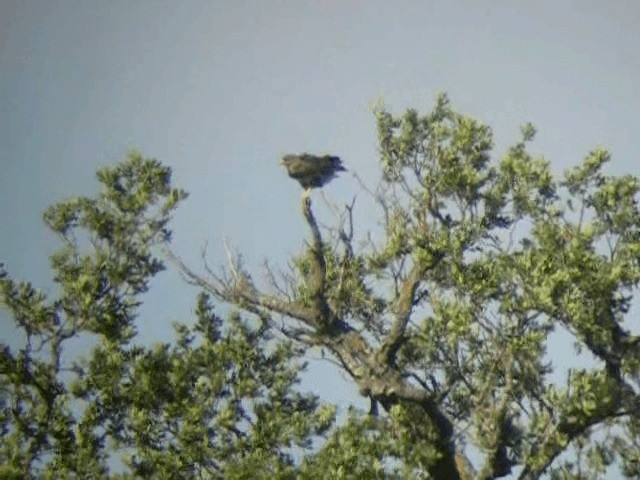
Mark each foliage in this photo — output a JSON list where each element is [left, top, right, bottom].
[[3, 94, 640, 479], [178, 94, 640, 479], [0, 152, 334, 479]]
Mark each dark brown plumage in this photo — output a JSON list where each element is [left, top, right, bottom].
[[280, 153, 346, 191]]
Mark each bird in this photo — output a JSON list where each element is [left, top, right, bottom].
[[280, 153, 346, 196]]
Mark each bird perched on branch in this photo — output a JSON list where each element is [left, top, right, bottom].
[[280, 153, 346, 197]]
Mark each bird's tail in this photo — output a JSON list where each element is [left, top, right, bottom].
[[330, 156, 347, 171]]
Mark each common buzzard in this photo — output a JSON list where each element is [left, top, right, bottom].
[[280, 154, 346, 192]]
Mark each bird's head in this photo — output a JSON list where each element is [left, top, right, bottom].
[[280, 155, 295, 167]]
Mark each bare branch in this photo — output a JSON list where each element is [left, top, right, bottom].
[[380, 263, 425, 364], [301, 196, 335, 329], [166, 248, 319, 327]]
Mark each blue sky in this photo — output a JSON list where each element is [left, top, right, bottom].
[[2, 0, 640, 452]]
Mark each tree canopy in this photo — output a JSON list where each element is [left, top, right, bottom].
[[2, 95, 640, 479]]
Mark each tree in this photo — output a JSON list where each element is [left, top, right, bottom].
[[2, 95, 640, 479], [0, 154, 335, 479], [175, 94, 640, 479]]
